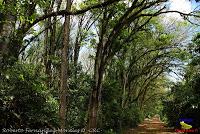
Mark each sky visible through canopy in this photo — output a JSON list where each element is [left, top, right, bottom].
[[78, 0, 200, 83], [166, 0, 200, 82], [27, 0, 200, 82]]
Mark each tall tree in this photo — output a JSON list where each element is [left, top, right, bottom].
[[87, 0, 169, 130], [60, 0, 71, 132], [0, 0, 120, 66]]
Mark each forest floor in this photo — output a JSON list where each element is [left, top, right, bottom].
[[125, 116, 179, 134]]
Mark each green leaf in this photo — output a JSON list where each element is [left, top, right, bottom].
[[0, 0, 3, 5], [19, 16, 24, 22], [19, 74, 24, 81]]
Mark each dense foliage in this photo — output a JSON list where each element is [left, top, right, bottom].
[[0, 63, 59, 128], [162, 33, 200, 130], [1, 0, 200, 133]]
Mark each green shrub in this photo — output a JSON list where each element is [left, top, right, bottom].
[[0, 63, 59, 128]]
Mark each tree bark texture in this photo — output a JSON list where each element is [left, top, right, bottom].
[[59, 0, 71, 133]]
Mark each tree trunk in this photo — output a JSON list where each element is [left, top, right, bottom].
[[121, 71, 127, 108], [87, 70, 104, 132], [87, 9, 108, 132], [73, 39, 80, 79], [0, 0, 36, 65], [43, 0, 57, 89], [43, 12, 51, 87], [0, 1, 17, 65], [87, 42, 105, 132], [73, 16, 84, 79], [59, 0, 71, 133]]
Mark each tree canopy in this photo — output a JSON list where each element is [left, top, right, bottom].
[[0, 0, 200, 133]]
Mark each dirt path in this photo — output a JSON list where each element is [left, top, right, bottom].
[[125, 115, 178, 134]]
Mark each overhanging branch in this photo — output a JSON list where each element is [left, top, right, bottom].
[[26, 0, 121, 31]]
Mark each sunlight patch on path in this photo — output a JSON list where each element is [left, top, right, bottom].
[[125, 115, 178, 134]]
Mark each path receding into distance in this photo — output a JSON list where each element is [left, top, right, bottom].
[[125, 115, 178, 134]]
